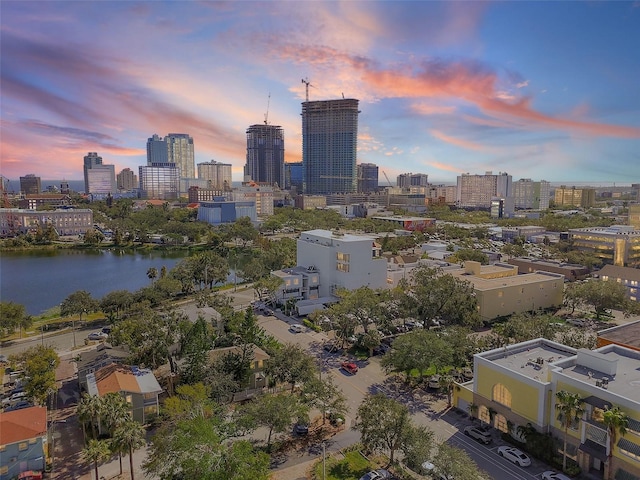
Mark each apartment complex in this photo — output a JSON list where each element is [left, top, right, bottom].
[[233, 184, 274, 216], [83, 152, 103, 194], [456, 172, 512, 209], [19, 174, 41, 195], [138, 164, 179, 200], [357, 163, 379, 193], [448, 261, 564, 322], [0, 406, 48, 480], [86, 164, 116, 195], [513, 178, 551, 210], [116, 168, 138, 191], [454, 339, 640, 480], [598, 264, 640, 302], [245, 124, 285, 187], [554, 186, 596, 208], [569, 226, 640, 267], [0, 208, 93, 237], [302, 99, 359, 195], [397, 172, 428, 188], [197, 160, 232, 191]]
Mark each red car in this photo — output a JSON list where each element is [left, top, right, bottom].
[[341, 361, 358, 374]]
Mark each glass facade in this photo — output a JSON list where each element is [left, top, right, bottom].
[[139, 164, 179, 200], [245, 125, 285, 187]]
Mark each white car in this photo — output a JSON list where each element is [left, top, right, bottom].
[[542, 472, 572, 480], [497, 446, 531, 467], [88, 331, 108, 341], [289, 324, 304, 334], [464, 425, 492, 444]]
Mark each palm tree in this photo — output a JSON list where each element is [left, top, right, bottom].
[[603, 406, 628, 480], [555, 390, 585, 472], [82, 438, 111, 480], [112, 419, 146, 480], [146, 267, 158, 283], [77, 393, 103, 441], [101, 393, 131, 475]]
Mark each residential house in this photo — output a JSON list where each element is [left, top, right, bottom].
[[0, 406, 47, 480], [76, 343, 129, 392], [207, 344, 270, 402]]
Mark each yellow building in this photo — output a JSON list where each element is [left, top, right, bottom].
[[554, 186, 596, 208], [449, 261, 565, 322], [569, 226, 640, 267], [629, 204, 640, 229], [454, 339, 640, 480]]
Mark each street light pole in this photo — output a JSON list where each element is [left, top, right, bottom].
[[322, 441, 326, 480]]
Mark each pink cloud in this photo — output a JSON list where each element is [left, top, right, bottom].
[[429, 130, 495, 152]]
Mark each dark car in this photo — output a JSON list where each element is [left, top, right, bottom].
[[5, 401, 32, 412], [373, 343, 391, 356], [323, 342, 343, 355], [293, 423, 309, 435]]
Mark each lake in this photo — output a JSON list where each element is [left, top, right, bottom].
[[0, 249, 192, 315]]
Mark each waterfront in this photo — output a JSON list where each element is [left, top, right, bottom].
[[0, 249, 190, 315]]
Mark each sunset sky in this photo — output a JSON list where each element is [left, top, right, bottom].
[[1, 1, 639, 184]]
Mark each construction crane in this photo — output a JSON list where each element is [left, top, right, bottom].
[[382, 170, 393, 187], [264, 92, 271, 125], [301, 78, 312, 102]]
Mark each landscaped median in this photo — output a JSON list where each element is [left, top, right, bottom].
[[311, 444, 415, 480]]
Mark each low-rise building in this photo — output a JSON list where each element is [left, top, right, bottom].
[[0, 406, 47, 480], [271, 266, 321, 302], [449, 261, 565, 322], [501, 225, 546, 243], [508, 257, 590, 281], [597, 264, 640, 302], [86, 364, 162, 424], [569, 226, 640, 267], [197, 199, 257, 225], [0, 208, 93, 237], [369, 215, 435, 232], [597, 319, 640, 352], [76, 343, 130, 392]]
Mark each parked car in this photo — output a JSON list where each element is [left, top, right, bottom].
[[293, 422, 309, 435], [497, 446, 531, 467], [101, 326, 112, 335], [373, 343, 391, 356], [289, 324, 304, 334], [427, 374, 441, 390], [542, 471, 572, 480], [420, 460, 435, 474], [10, 391, 27, 401], [4, 401, 32, 412], [340, 361, 358, 375], [87, 331, 108, 341], [323, 342, 343, 354], [464, 425, 492, 444], [358, 469, 393, 480]]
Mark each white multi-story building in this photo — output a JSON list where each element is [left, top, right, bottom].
[[87, 165, 116, 195], [513, 178, 551, 210], [296, 229, 387, 297]]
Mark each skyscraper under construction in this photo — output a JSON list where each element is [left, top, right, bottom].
[[245, 124, 285, 187]]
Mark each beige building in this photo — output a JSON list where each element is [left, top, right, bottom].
[[294, 195, 327, 210], [0, 207, 92, 237], [197, 160, 232, 191], [449, 261, 564, 322], [629, 204, 640, 229], [554, 185, 596, 208]]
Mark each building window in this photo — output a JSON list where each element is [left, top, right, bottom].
[[495, 414, 508, 433], [126, 394, 133, 404], [498, 291, 503, 298], [0, 466, 8, 475], [336, 252, 350, 262], [337, 263, 350, 273], [619, 439, 640, 461], [479, 405, 490, 424], [492, 383, 512, 408], [19, 442, 28, 451]]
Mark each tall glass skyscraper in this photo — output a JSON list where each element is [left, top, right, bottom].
[[302, 99, 359, 195], [83, 152, 103, 194], [245, 124, 285, 188], [146, 133, 194, 179]]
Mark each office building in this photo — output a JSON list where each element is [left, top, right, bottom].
[[295, 229, 386, 297], [138, 164, 179, 200], [358, 163, 379, 193], [490, 196, 514, 218], [629, 204, 640, 229], [187, 186, 228, 203], [233, 184, 274, 216], [19, 174, 41, 195], [508, 257, 590, 282], [87, 164, 116, 195], [83, 152, 103, 194], [513, 178, 551, 210], [598, 264, 640, 302], [0, 207, 93, 237], [457, 172, 512, 209], [197, 199, 257, 225], [397, 173, 428, 188], [197, 160, 232, 191], [569, 226, 640, 267], [117, 168, 138, 192], [285, 161, 304, 192], [245, 124, 285, 187], [147, 133, 195, 179], [294, 195, 327, 210], [302, 99, 359, 195], [554, 185, 596, 208]]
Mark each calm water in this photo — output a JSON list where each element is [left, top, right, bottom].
[[0, 249, 190, 315]]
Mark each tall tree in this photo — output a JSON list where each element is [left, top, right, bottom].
[[603, 406, 628, 480], [60, 290, 98, 324], [112, 419, 146, 480], [101, 393, 131, 476], [300, 375, 347, 424], [100, 290, 134, 323], [434, 442, 490, 479], [81, 438, 111, 480], [355, 393, 411, 464], [0, 301, 27, 337], [77, 393, 103, 441], [14, 345, 59, 405], [555, 390, 585, 472], [571, 280, 630, 320], [264, 343, 317, 392]]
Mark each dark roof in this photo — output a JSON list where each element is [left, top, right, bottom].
[[579, 439, 607, 461], [598, 264, 640, 283], [598, 320, 640, 351], [583, 396, 613, 410]]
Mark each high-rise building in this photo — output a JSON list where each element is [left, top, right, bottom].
[[147, 134, 169, 164], [285, 161, 304, 192], [245, 125, 285, 187], [513, 178, 551, 210], [19, 174, 41, 195], [456, 171, 512, 209], [302, 99, 359, 195], [139, 163, 179, 200], [87, 165, 116, 195], [83, 152, 103, 193], [554, 186, 596, 208], [147, 133, 195, 179], [397, 173, 428, 188], [197, 161, 233, 191], [117, 168, 138, 191], [357, 163, 379, 193], [166, 133, 195, 179]]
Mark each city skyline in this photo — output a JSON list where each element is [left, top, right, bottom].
[[1, 1, 639, 184]]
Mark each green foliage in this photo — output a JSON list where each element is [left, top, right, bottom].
[[81, 438, 111, 480], [13, 344, 59, 405], [60, 290, 98, 321], [264, 343, 317, 392], [568, 279, 631, 319], [556, 390, 585, 472], [447, 248, 489, 265], [0, 301, 28, 337], [434, 442, 491, 479]]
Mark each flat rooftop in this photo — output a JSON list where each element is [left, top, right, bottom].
[[553, 346, 640, 400], [300, 229, 375, 243], [480, 339, 576, 383], [451, 270, 563, 291], [598, 320, 640, 351]]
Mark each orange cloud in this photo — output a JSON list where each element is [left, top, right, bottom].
[[427, 161, 466, 174], [430, 129, 495, 152]]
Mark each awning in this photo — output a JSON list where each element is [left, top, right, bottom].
[[583, 396, 612, 410], [18, 472, 43, 480], [579, 439, 608, 461]]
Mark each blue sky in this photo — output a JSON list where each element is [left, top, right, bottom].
[[1, 1, 639, 184]]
